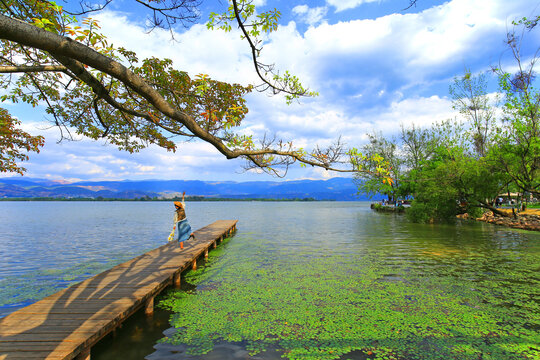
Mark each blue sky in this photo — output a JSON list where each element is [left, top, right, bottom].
[[3, 0, 540, 182]]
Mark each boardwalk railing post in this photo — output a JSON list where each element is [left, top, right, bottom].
[[75, 347, 90, 360], [173, 272, 181, 288], [145, 296, 154, 316]]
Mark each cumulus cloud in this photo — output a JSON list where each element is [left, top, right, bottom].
[[18, 121, 251, 181], [303, 0, 509, 79], [93, 0, 528, 101], [5, 0, 537, 182], [326, 0, 381, 13], [292, 5, 328, 26], [92, 11, 257, 86], [14, 92, 454, 182]]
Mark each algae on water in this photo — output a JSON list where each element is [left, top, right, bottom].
[[160, 230, 540, 360]]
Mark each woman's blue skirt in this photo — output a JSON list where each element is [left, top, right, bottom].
[[176, 219, 192, 242]]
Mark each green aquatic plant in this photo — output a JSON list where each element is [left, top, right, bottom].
[[160, 231, 540, 360]]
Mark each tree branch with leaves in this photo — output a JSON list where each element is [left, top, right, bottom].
[[0, 107, 44, 174], [0, 0, 391, 178]]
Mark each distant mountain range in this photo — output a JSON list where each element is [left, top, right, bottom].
[[0, 177, 379, 201]]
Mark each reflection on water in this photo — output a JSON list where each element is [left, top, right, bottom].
[[101, 203, 538, 360], [90, 293, 173, 360], [0, 201, 224, 316], [1, 201, 538, 359]]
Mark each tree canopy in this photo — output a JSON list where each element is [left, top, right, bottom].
[[0, 107, 44, 174], [355, 17, 540, 222], [0, 0, 418, 177]]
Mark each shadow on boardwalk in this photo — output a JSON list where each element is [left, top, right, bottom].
[[0, 220, 237, 360]]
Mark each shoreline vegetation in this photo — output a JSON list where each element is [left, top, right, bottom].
[[370, 203, 405, 213], [371, 202, 540, 231], [355, 48, 540, 226], [0, 196, 323, 202]]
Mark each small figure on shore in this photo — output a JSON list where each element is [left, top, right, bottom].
[[173, 192, 194, 249]]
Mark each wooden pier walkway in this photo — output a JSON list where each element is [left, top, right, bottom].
[[0, 220, 238, 360]]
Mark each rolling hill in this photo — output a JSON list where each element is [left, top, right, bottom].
[[0, 177, 377, 201]]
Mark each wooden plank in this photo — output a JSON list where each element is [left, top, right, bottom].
[[0, 352, 66, 360], [42, 287, 165, 299], [0, 220, 237, 360], [0, 329, 114, 342], [0, 341, 78, 351], [0, 312, 120, 323], [6, 301, 137, 314], [0, 321, 112, 335]]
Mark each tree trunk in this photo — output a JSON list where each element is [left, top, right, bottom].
[[477, 201, 512, 217]]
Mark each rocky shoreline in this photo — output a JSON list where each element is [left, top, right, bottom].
[[458, 211, 540, 232]]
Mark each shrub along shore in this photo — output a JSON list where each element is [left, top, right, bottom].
[[370, 203, 405, 213], [372, 202, 540, 231]]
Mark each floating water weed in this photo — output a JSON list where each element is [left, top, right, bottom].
[[160, 230, 539, 360]]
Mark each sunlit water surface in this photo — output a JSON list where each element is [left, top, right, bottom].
[[0, 201, 538, 360]]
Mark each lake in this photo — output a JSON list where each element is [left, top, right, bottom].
[[0, 201, 538, 360]]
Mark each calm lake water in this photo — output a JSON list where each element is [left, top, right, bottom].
[[0, 201, 539, 360], [0, 201, 230, 316]]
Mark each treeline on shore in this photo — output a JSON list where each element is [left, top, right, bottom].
[[355, 26, 539, 224]]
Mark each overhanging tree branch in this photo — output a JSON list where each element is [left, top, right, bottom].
[[403, 0, 419, 11], [0, 65, 67, 73], [0, 13, 369, 175], [231, 0, 296, 97]]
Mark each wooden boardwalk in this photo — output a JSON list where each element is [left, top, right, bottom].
[[0, 220, 238, 360]]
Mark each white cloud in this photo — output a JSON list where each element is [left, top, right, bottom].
[[254, 0, 536, 109], [293, 4, 308, 14], [92, 0, 528, 98], [136, 165, 156, 172], [292, 5, 328, 26], [15, 119, 264, 181], [309, 167, 338, 179], [5, 0, 537, 182], [245, 91, 456, 148], [242, 0, 524, 145], [326, 0, 380, 13], [7, 93, 472, 182], [370, 95, 456, 131], [92, 11, 257, 86], [302, 0, 505, 73]]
